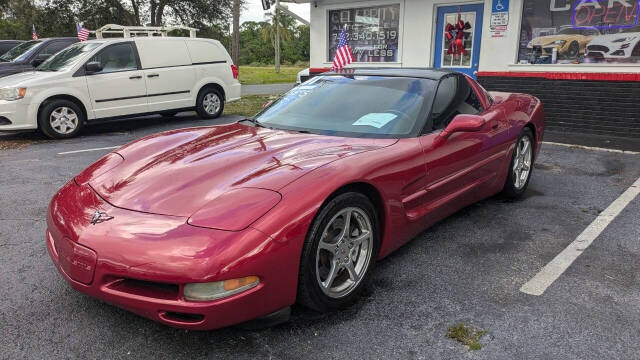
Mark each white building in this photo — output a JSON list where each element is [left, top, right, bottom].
[[287, 0, 640, 138]]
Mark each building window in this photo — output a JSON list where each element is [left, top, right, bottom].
[[328, 4, 401, 63], [518, 0, 640, 64]]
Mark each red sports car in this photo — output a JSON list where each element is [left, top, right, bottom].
[[47, 69, 544, 330]]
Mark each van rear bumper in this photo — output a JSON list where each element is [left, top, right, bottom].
[[227, 82, 241, 102]]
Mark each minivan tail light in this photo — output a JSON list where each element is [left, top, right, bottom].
[[231, 64, 239, 79]]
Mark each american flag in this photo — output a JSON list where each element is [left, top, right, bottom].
[[31, 25, 38, 40], [76, 24, 90, 41], [332, 27, 353, 70]]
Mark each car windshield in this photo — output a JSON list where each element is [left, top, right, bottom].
[[0, 40, 41, 62], [37, 42, 102, 72], [253, 75, 436, 138], [558, 27, 581, 35]]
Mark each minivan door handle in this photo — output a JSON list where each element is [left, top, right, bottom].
[[129, 75, 142, 80], [147, 74, 160, 78]]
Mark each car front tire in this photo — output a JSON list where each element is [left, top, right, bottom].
[[196, 87, 224, 119], [297, 192, 380, 312], [502, 127, 535, 199], [38, 99, 84, 139]]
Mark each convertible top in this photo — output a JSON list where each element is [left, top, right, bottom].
[[320, 67, 458, 80]]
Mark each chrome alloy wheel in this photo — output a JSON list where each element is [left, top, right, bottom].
[[513, 136, 533, 190], [203, 93, 221, 115], [50, 107, 78, 135], [315, 207, 373, 298]]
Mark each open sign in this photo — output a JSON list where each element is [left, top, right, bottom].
[[572, 0, 640, 29]]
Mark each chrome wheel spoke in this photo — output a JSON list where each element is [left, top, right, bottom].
[[351, 230, 370, 247], [322, 261, 340, 289], [318, 238, 337, 255], [345, 262, 358, 282], [338, 210, 352, 242]]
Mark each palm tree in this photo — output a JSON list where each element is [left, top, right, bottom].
[[262, 10, 294, 73]]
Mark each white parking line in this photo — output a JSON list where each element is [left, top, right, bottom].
[[542, 141, 640, 155], [57, 146, 120, 155], [521, 176, 640, 296]]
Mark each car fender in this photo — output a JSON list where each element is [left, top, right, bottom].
[[191, 74, 230, 103], [250, 139, 428, 263], [29, 82, 94, 120]]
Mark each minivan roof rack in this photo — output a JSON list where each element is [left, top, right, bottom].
[[94, 24, 199, 39]]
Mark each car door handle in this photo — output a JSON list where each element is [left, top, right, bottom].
[[129, 75, 142, 80], [147, 74, 160, 78]]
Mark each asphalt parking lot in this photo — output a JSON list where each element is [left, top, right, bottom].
[[1, 115, 639, 359]]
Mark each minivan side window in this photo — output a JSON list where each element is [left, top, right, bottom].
[[89, 43, 138, 74]]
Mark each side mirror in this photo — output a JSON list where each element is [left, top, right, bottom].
[[32, 54, 49, 67], [441, 114, 485, 138], [85, 62, 103, 74]]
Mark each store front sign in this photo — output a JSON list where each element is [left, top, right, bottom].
[[328, 4, 400, 62]]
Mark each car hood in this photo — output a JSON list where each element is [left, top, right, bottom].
[[531, 34, 576, 45], [0, 70, 61, 87], [89, 123, 396, 217], [0, 62, 24, 78], [588, 32, 640, 45]]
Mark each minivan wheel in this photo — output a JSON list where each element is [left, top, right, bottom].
[[38, 99, 84, 139], [196, 88, 224, 119]]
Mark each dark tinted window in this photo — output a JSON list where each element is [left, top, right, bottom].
[[430, 75, 483, 131], [0, 40, 41, 62], [42, 40, 73, 55]]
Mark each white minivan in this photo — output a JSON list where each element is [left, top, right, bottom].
[[0, 37, 241, 138]]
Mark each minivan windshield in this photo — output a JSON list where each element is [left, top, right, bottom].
[[37, 42, 102, 72], [253, 75, 436, 138], [0, 40, 42, 63]]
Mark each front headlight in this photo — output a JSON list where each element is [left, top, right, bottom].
[[0, 87, 27, 101], [183, 276, 260, 301], [612, 37, 628, 43]]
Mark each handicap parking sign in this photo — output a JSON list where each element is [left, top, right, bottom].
[[492, 0, 509, 12]]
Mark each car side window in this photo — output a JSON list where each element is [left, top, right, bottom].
[[42, 41, 69, 56], [431, 76, 457, 130], [89, 43, 138, 74], [431, 75, 484, 131]]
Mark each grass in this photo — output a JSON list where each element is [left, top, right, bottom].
[[224, 95, 275, 118], [446, 323, 487, 351], [238, 65, 306, 85]]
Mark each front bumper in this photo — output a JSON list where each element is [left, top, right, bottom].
[[0, 99, 38, 131], [46, 179, 298, 330]]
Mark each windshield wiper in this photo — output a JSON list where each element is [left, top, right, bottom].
[[239, 117, 267, 128]]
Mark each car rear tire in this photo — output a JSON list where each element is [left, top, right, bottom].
[[502, 127, 534, 199], [196, 87, 224, 119], [38, 99, 84, 139], [297, 192, 380, 312]]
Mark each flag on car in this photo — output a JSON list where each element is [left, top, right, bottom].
[[77, 24, 90, 41], [332, 27, 354, 70], [31, 25, 38, 40]]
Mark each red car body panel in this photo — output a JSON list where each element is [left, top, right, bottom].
[[47, 76, 544, 330]]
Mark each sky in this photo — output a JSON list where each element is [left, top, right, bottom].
[[240, 0, 311, 24]]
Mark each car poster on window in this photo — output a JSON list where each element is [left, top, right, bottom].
[[519, 0, 640, 64], [328, 4, 400, 63]]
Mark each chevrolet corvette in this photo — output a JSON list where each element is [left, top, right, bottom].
[[47, 68, 544, 330]]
